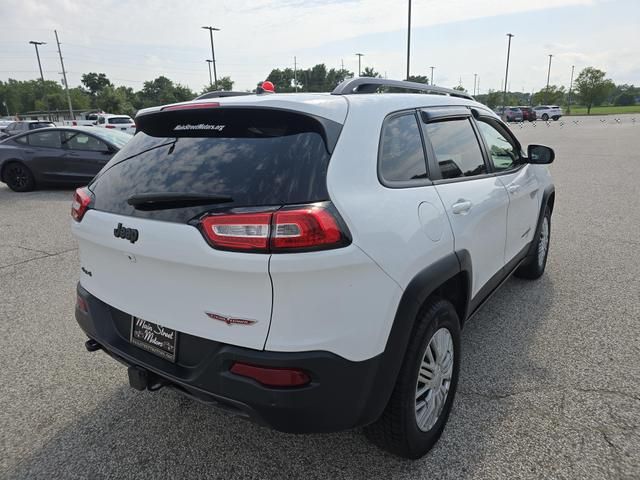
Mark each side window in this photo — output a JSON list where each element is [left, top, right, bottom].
[[98, 117, 105, 125], [14, 135, 28, 145], [379, 113, 428, 184], [425, 119, 486, 179], [26, 131, 62, 149], [476, 120, 519, 171], [62, 131, 109, 152]]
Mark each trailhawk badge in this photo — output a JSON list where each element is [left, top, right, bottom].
[[205, 312, 257, 326]]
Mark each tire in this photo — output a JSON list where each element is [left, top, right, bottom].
[[552, 116, 559, 121], [4, 162, 35, 192], [364, 298, 461, 459], [541, 113, 549, 121], [515, 207, 551, 279]]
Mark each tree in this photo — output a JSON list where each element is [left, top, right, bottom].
[[360, 67, 380, 78], [201, 76, 234, 93], [481, 90, 503, 109], [95, 86, 134, 115], [574, 67, 615, 114], [453, 84, 466, 92], [137, 76, 195, 108], [81, 73, 112, 96], [533, 85, 566, 106], [407, 75, 429, 84], [614, 92, 636, 106]]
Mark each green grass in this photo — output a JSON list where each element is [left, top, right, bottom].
[[567, 105, 640, 116]]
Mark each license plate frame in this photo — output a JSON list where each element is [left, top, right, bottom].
[[130, 317, 178, 362]]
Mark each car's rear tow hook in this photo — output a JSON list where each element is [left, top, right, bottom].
[[85, 338, 102, 352]]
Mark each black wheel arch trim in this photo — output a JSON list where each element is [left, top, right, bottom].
[[526, 185, 555, 258], [365, 251, 471, 423]]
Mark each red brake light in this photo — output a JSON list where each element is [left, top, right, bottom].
[[230, 362, 310, 387], [71, 187, 92, 222], [199, 203, 349, 253], [201, 212, 272, 252], [272, 206, 342, 251], [162, 102, 221, 111], [105, 124, 115, 129]]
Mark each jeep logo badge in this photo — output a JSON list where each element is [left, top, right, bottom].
[[114, 223, 139, 243]]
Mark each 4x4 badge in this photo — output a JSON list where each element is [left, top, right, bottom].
[[206, 312, 257, 326]]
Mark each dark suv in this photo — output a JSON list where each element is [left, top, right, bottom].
[[519, 106, 537, 122]]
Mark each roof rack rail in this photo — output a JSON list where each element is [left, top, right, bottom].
[[331, 78, 474, 101]]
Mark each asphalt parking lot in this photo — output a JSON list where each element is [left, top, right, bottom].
[[1, 114, 639, 479]]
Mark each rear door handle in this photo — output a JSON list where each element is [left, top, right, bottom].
[[452, 200, 472, 215], [507, 185, 520, 195]]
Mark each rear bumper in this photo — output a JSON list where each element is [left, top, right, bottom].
[[75, 283, 390, 433]]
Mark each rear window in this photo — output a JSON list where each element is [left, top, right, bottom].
[[108, 117, 133, 124], [29, 122, 54, 130], [90, 108, 340, 223]]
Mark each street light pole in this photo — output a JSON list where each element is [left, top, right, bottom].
[[546, 54, 553, 90], [430, 66, 435, 85], [567, 64, 575, 114], [503, 33, 514, 108], [29, 40, 49, 120], [406, 0, 412, 80], [202, 26, 220, 89], [206, 60, 213, 87], [355, 53, 364, 76], [473, 73, 478, 96]]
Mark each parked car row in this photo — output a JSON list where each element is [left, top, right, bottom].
[[495, 105, 563, 122], [0, 126, 132, 191]]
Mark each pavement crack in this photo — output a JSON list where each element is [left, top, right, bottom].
[[0, 247, 77, 270]]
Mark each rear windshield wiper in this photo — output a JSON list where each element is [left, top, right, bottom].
[[127, 193, 233, 210]]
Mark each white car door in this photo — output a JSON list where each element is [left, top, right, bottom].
[[475, 117, 540, 265], [421, 110, 509, 299]]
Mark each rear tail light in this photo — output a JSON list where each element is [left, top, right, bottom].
[[105, 124, 115, 129], [72, 121, 77, 126], [71, 187, 93, 222], [76, 294, 88, 313], [201, 212, 272, 251], [230, 362, 310, 387], [199, 202, 350, 253]]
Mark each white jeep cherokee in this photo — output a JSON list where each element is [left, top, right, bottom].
[[71, 78, 555, 459]]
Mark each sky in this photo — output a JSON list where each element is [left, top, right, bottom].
[[0, 0, 638, 94]]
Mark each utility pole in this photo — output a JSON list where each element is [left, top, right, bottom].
[[503, 33, 514, 108], [341, 58, 345, 71], [406, 0, 412, 80], [54, 31, 74, 120], [430, 66, 435, 85], [545, 54, 553, 103], [355, 53, 364, 76], [202, 26, 220, 89], [294, 56, 298, 92], [473, 73, 477, 96], [29, 40, 49, 120], [206, 60, 213, 87], [567, 64, 575, 114]]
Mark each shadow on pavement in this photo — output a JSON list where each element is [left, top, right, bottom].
[[6, 275, 555, 480]]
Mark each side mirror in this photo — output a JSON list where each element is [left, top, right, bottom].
[[527, 144, 555, 164]]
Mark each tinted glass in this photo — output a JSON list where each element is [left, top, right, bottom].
[[27, 131, 62, 148], [89, 128, 131, 148], [62, 131, 109, 152], [29, 122, 54, 130], [425, 119, 486, 179], [108, 117, 133, 124], [14, 135, 28, 145], [91, 109, 335, 223], [379, 114, 428, 183], [477, 120, 518, 171]]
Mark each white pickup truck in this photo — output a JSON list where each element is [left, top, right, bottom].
[[62, 111, 102, 127]]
